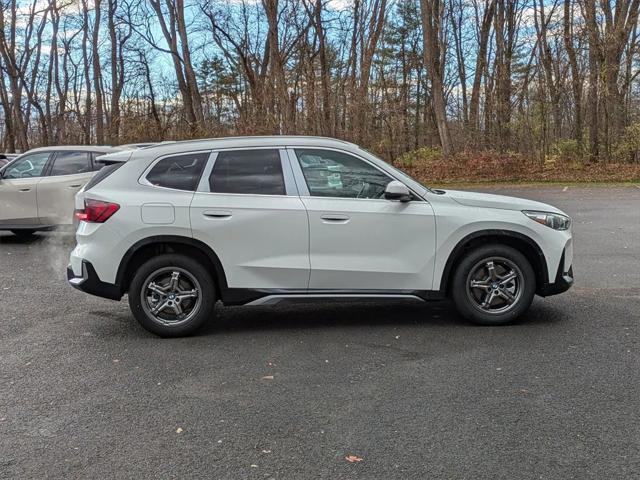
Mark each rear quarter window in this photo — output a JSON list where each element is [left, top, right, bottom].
[[146, 153, 209, 191]]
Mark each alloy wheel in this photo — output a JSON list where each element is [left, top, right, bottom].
[[465, 257, 524, 315], [140, 267, 202, 326]]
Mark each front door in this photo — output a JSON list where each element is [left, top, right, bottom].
[[0, 152, 51, 226], [190, 148, 309, 290], [290, 148, 437, 291]]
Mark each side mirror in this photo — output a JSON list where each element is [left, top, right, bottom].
[[384, 180, 411, 202]]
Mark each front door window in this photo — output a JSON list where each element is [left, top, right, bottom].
[[3, 153, 50, 179], [294, 149, 392, 199]]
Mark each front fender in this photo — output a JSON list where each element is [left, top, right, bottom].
[[431, 205, 568, 290]]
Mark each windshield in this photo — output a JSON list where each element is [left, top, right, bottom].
[[0, 153, 24, 175]]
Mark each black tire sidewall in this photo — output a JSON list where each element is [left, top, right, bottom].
[[452, 244, 536, 325], [128, 254, 216, 337]]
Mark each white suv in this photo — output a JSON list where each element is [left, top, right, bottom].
[[67, 136, 573, 337], [0, 146, 122, 236]]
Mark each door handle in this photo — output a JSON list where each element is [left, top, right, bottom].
[[203, 210, 232, 219], [19, 188, 31, 192], [68, 184, 83, 189], [320, 214, 350, 223]]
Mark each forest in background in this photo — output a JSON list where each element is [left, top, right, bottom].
[[1, 0, 640, 182]]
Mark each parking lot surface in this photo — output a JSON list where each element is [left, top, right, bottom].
[[1, 185, 639, 479]]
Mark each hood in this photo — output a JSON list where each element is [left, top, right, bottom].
[[444, 189, 563, 213]]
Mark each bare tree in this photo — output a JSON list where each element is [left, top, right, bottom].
[[420, 0, 453, 155]]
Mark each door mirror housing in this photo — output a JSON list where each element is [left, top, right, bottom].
[[384, 180, 411, 202]]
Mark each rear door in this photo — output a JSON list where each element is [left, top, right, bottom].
[[0, 152, 51, 226], [190, 148, 310, 290], [37, 151, 94, 225]]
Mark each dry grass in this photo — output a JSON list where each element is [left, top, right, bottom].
[[394, 149, 640, 185]]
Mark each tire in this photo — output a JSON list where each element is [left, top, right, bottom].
[[128, 253, 217, 337], [11, 229, 37, 239], [451, 244, 536, 325]]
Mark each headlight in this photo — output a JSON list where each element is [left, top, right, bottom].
[[523, 210, 571, 230]]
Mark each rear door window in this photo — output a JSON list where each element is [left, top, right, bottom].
[[209, 149, 285, 195], [146, 152, 208, 191], [49, 151, 91, 176]]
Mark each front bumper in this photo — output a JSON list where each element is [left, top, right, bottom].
[[67, 260, 123, 300], [538, 264, 574, 296]]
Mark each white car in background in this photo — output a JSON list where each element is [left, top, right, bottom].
[[68, 136, 574, 336], [0, 146, 122, 237]]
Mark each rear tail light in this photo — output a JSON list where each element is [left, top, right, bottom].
[[75, 199, 120, 223]]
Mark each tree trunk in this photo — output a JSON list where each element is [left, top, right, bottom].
[[92, 0, 104, 144], [420, 0, 453, 155]]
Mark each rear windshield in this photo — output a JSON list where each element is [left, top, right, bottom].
[[84, 162, 125, 191]]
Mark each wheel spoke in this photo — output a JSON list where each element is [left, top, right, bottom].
[[498, 288, 516, 304], [168, 272, 180, 292], [151, 299, 170, 315], [171, 302, 183, 316], [470, 279, 491, 289], [486, 261, 498, 280], [481, 290, 497, 309], [176, 289, 198, 300], [499, 271, 517, 284], [147, 282, 167, 296]]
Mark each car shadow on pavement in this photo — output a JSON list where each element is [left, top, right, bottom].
[[0, 231, 76, 246], [207, 300, 462, 333], [86, 297, 564, 339], [196, 298, 563, 336], [0, 232, 45, 244]]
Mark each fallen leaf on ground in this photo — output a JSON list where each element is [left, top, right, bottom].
[[345, 455, 363, 463]]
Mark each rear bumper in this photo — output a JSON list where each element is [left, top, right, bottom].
[[67, 260, 123, 300]]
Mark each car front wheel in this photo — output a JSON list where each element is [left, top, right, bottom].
[[128, 254, 217, 337], [451, 244, 536, 325]]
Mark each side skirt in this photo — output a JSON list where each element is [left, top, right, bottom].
[[221, 288, 445, 306]]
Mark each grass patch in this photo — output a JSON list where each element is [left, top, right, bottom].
[[394, 148, 640, 185]]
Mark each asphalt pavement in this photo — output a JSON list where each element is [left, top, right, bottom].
[[1, 185, 639, 479]]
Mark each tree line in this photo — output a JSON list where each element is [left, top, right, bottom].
[[1, 0, 639, 163]]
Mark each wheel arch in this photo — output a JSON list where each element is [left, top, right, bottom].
[[439, 230, 548, 295], [116, 235, 228, 297]]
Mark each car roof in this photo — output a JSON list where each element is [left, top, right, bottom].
[[22, 145, 124, 154], [134, 136, 358, 154], [119, 143, 157, 149]]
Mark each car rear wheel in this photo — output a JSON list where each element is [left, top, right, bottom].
[[451, 244, 536, 325], [128, 254, 217, 337]]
